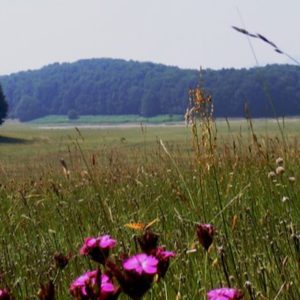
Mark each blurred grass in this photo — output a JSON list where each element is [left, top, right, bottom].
[[0, 118, 299, 299]]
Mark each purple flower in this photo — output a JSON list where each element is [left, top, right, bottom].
[[207, 288, 243, 300], [70, 270, 97, 298], [38, 281, 55, 300], [0, 289, 12, 300], [155, 247, 176, 278], [155, 248, 176, 260], [99, 235, 117, 248], [101, 274, 116, 294], [70, 270, 119, 299], [123, 253, 158, 275], [136, 230, 159, 254], [80, 235, 116, 264], [80, 235, 116, 254], [196, 223, 215, 251], [107, 255, 157, 300], [54, 252, 71, 270]]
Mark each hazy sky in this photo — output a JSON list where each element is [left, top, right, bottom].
[[0, 0, 299, 75]]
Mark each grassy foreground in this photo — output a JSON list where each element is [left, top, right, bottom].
[[0, 119, 299, 299]]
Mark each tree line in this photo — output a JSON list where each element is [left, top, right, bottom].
[[0, 58, 299, 121]]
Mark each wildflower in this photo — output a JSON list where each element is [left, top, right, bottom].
[[0, 289, 12, 300], [155, 248, 175, 260], [70, 270, 118, 299], [155, 247, 176, 278], [38, 281, 55, 300], [282, 196, 289, 203], [107, 254, 158, 300], [100, 275, 119, 299], [276, 157, 284, 166], [123, 253, 158, 275], [80, 235, 116, 264], [207, 287, 243, 300], [196, 223, 215, 251], [136, 230, 159, 254], [70, 270, 97, 298], [275, 166, 285, 175], [54, 252, 71, 270], [136, 229, 175, 278]]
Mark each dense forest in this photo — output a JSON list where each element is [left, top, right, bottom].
[[0, 58, 299, 121]]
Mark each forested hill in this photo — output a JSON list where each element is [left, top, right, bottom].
[[1, 58, 300, 121]]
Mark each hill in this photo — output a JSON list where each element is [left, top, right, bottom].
[[0, 58, 300, 121]]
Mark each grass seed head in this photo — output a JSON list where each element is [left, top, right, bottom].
[[267, 171, 276, 179], [275, 166, 285, 175], [288, 176, 296, 183], [275, 157, 284, 166]]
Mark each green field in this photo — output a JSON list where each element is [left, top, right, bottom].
[[0, 118, 299, 299], [29, 114, 184, 125]]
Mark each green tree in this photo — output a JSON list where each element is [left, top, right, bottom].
[[0, 84, 8, 125], [15, 95, 40, 122], [1, 60, 300, 119], [140, 91, 160, 117]]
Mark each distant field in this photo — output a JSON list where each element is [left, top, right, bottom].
[[27, 114, 300, 133], [1, 117, 299, 179], [29, 114, 184, 124]]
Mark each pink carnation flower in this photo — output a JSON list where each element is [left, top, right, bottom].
[[80, 235, 116, 254], [70, 270, 117, 299], [100, 235, 117, 248], [207, 287, 243, 300], [70, 270, 97, 297], [137, 230, 159, 254], [80, 235, 116, 264], [0, 289, 11, 300], [155, 247, 176, 278], [123, 253, 158, 275], [101, 274, 116, 294], [196, 223, 215, 251], [155, 247, 176, 260]]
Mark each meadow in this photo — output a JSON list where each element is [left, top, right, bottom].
[[29, 114, 184, 125], [0, 117, 299, 299]]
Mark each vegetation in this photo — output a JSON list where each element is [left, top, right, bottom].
[[29, 114, 183, 125], [0, 84, 8, 125], [1, 59, 300, 121], [67, 109, 79, 120], [0, 114, 299, 298]]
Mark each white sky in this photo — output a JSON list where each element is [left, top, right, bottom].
[[0, 0, 299, 75]]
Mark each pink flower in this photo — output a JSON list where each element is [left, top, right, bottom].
[[155, 247, 176, 278], [101, 274, 116, 294], [123, 253, 158, 275], [70, 270, 118, 299], [80, 235, 116, 254], [70, 270, 97, 297], [137, 230, 159, 254], [196, 223, 215, 251], [80, 235, 116, 264], [0, 289, 12, 300], [207, 288, 243, 300], [155, 248, 176, 260], [99, 235, 117, 248], [107, 255, 157, 299]]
